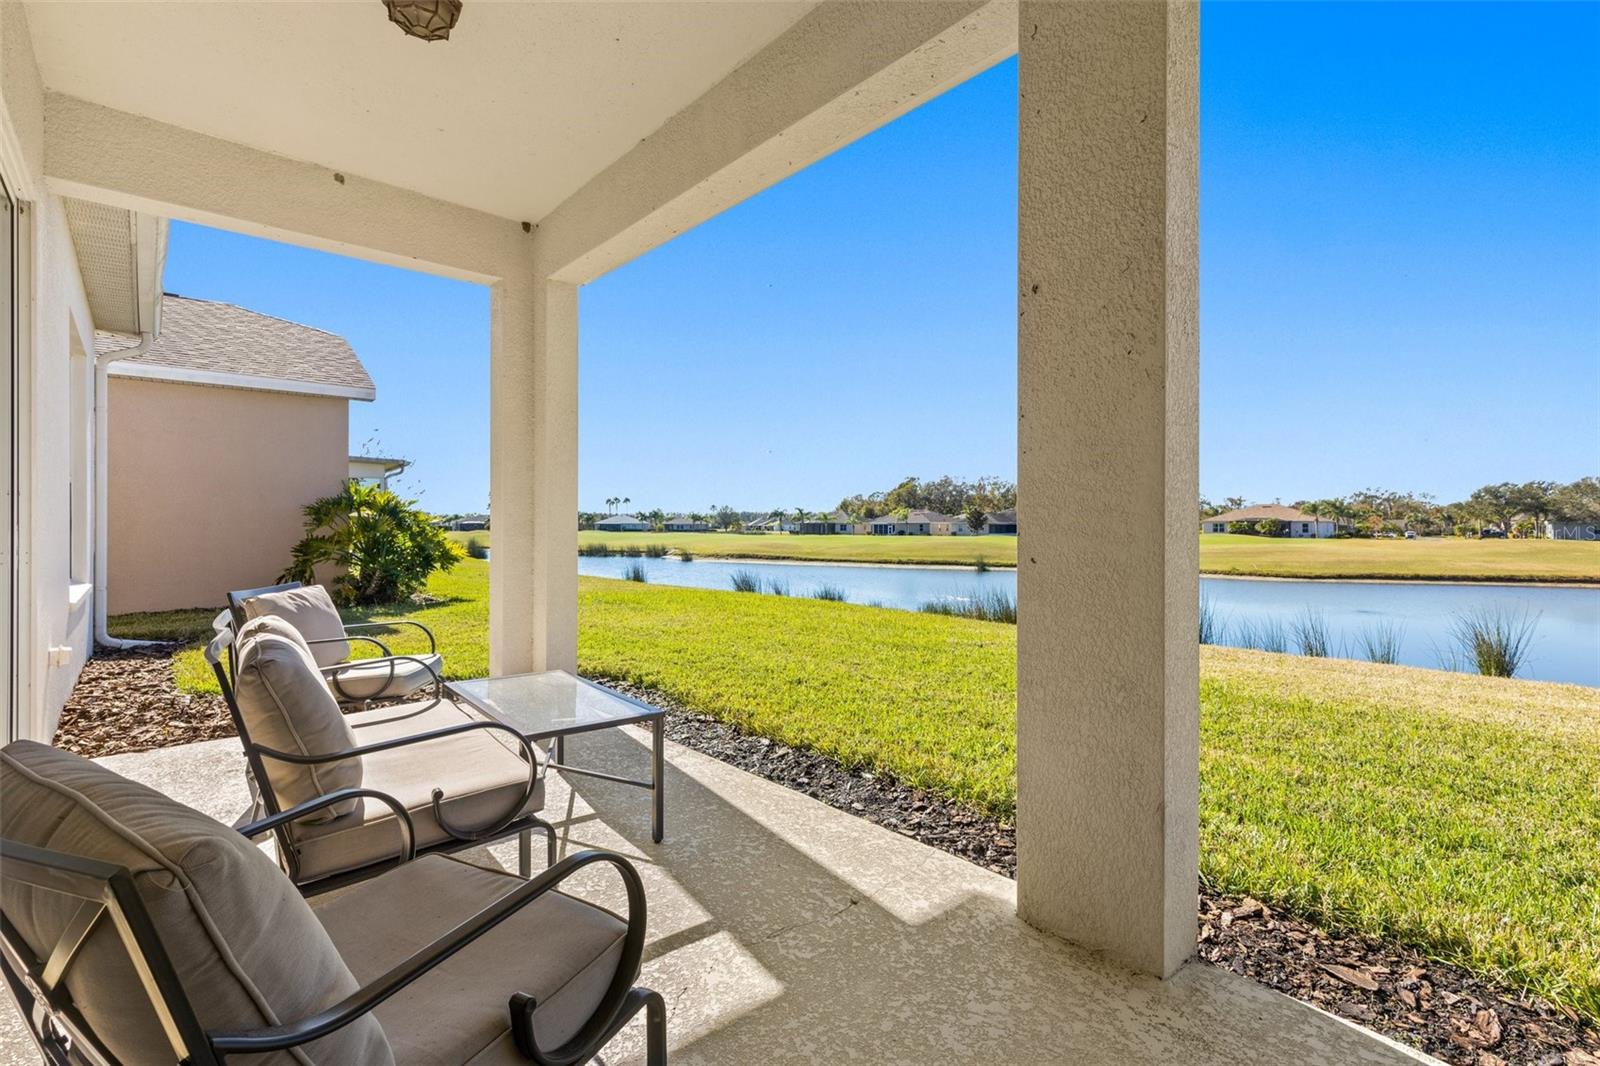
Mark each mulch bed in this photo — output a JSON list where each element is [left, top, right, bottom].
[[53, 653, 1599, 1065], [54, 644, 235, 759], [597, 678, 1599, 1066]]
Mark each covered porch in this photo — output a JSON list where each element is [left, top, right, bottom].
[[2, 730, 1427, 1064], [0, 0, 1438, 1060]]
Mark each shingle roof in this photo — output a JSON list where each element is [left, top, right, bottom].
[[98, 294, 373, 397], [986, 508, 1018, 524]]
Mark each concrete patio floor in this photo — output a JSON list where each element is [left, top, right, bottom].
[[1, 727, 1438, 1065]]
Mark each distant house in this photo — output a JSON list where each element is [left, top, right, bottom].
[[931, 515, 972, 536], [596, 514, 650, 532], [870, 510, 943, 535], [348, 455, 409, 489], [983, 508, 1018, 535], [1545, 519, 1599, 541], [1202, 504, 1344, 539], [799, 511, 857, 535], [747, 515, 798, 533], [663, 515, 710, 532], [448, 513, 490, 532]]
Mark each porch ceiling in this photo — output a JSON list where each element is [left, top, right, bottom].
[[22, 1, 815, 222]]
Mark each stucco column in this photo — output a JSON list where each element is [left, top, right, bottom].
[[489, 272, 578, 675], [1015, 1, 1199, 979]]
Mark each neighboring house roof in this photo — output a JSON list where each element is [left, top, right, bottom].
[[597, 514, 646, 524], [904, 510, 947, 523], [986, 508, 1018, 524], [99, 293, 375, 400], [350, 455, 409, 471], [664, 515, 703, 524], [1205, 505, 1332, 525]]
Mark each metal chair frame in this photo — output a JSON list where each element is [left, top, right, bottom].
[[0, 827, 665, 1065], [223, 581, 441, 707], [206, 625, 557, 895]]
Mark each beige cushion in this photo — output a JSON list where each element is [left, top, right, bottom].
[[241, 611, 316, 657], [244, 585, 350, 668], [325, 652, 444, 703], [0, 741, 393, 1066], [235, 618, 362, 823], [314, 854, 627, 1063], [287, 699, 543, 885]]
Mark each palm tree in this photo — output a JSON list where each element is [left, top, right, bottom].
[[1301, 499, 1325, 535], [621, 496, 631, 514]]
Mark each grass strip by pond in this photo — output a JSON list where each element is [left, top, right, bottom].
[[468, 530, 1599, 583], [121, 558, 1600, 1023]]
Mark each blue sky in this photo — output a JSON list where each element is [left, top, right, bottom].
[[162, 1, 1598, 516]]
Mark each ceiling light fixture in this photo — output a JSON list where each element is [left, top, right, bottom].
[[383, 0, 462, 42]]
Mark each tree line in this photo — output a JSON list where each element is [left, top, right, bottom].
[[1200, 478, 1599, 537], [578, 475, 1019, 533], [836, 475, 1017, 530]]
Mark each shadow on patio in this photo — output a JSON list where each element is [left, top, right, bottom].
[[2, 727, 1431, 1065]]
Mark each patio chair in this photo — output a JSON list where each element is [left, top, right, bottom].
[[208, 616, 557, 894], [0, 740, 665, 1065], [226, 581, 442, 706]]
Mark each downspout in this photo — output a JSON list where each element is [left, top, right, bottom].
[[93, 334, 158, 650]]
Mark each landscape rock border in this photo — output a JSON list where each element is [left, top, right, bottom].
[[599, 677, 1599, 1066]]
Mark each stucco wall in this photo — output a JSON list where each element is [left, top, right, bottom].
[[2, 0, 100, 743], [107, 377, 348, 613]]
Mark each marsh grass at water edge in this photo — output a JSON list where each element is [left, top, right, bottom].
[[920, 587, 1017, 624], [1448, 607, 1540, 678]]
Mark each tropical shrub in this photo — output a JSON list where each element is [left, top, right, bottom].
[[280, 482, 461, 606], [1227, 521, 1255, 535], [1254, 518, 1288, 537]]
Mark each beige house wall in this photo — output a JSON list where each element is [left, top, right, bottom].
[[107, 377, 348, 614]]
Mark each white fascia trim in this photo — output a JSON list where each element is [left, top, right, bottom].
[[105, 360, 376, 401]]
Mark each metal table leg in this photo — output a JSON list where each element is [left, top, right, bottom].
[[651, 716, 665, 844], [518, 827, 532, 878]]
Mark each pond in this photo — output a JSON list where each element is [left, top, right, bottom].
[[576, 554, 1600, 687]]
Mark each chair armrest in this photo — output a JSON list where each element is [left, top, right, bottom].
[[319, 653, 443, 703], [344, 619, 438, 655], [304, 633, 393, 657], [251, 713, 540, 844], [207, 850, 648, 1059], [236, 788, 417, 864]]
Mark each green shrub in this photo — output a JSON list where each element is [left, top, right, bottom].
[[1227, 521, 1255, 535], [464, 536, 489, 560], [623, 562, 648, 583], [281, 482, 461, 606], [1255, 518, 1288, 537]]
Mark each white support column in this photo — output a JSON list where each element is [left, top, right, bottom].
[[489, 271, 578, 676], [1015, 1, 1199, 979]]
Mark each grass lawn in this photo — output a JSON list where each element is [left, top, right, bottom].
[[116, 557, 1600, 1021], [449, 529, 1600, 582], [1199, 532, 1600, 583], [452, 529, 1022, 568]]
